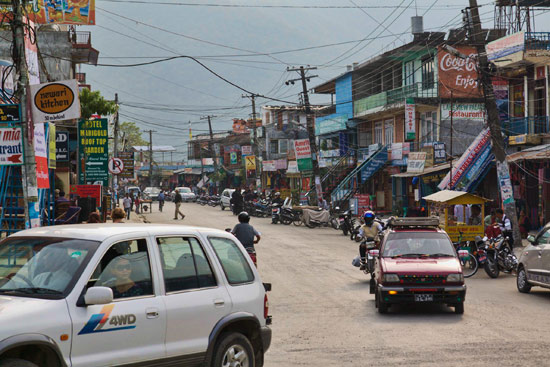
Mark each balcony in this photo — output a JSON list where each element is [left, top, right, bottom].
[[354, 82, 438, 118], [70, 31, 99, 65], [505, 116, 549, 145]]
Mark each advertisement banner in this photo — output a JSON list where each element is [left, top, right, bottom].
[[390, 143, 403, 160], [440, 103, 486, 122], [0, 104, 21, 123], [78, 118, 109, 186], [433, 142, 446, 164], [25, 18, 40, 86], [486, 31, 524, 61], [34, 123, 49, 188], [55, 131, 69, 161], [0, 127, 23, 166], [241, 145, 252, 156], [438, 46, 481, 99], [24, 0, 96, 25], [497, 161, 515, 205], [245, 155, 256, 170], [287, 161, 299, 174], [70, 184, 101, 207], [293, 139, 311, 159], [29, 79, 81, 123], [493, 78, 509, 124], [407, 152, 427, 173], [360, 146, 388, 183], [275, 159, 287, 170], [405, 98, 415, 140], [297, 158, 313, 172], [262, 160, 276, 172], [48, 123, 56, 169]]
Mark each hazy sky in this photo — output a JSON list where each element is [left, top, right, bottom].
[[81, 0, 544, 162]]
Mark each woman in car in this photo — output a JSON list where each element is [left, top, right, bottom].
[[105, 256, 144, 299]]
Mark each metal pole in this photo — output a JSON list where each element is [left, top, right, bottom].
[[449, 91, 453, 189]]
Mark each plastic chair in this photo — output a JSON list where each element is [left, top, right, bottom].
[[55, 206, 81, 225]]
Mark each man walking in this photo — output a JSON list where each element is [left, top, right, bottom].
[[123, 193, 132, 220], [158, 190, 165, 212], [173, 189, 185, 220]]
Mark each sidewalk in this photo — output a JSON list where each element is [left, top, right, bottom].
[[127, 210, 145, 224]]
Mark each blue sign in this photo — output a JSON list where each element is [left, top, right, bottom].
[[339, 132, 348, 156], [360, 146, 388, 183]]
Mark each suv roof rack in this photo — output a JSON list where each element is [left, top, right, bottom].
[[388, 216, 440, 228]]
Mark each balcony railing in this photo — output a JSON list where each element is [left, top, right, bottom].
[[503, 116, 549, 136], [354, 82, 438, 117], [70, 31, 91, 48], [525, 32, 550, 51]]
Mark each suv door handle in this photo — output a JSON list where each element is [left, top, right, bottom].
[[146, 308, 159, 319], [213, 299, 225, 307]]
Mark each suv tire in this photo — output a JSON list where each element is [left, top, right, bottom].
[[221, 203, 225, 210], [375, 291, 389, 314], [212, 332, 255, 367], [0, 359, 39, 367]]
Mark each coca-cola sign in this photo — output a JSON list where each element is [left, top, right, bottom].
[[438, 46, 482, 99]]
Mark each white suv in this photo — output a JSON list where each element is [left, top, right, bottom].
[[0, 224, 271, 367]]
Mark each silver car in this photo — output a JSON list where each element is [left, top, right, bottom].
[[517, 223, 550, 293]]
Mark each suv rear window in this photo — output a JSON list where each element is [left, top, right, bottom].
[[209, 237, 254, 285], [382, 232, 455, 258]]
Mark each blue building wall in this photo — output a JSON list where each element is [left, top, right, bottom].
[[335, 73, 353, 117]]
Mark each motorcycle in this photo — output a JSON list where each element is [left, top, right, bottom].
[[339, 210, 354, 236], [484, 235, 518, 278], [280, 207, 302, 226], [271, 203, 281, 224], [197, 194, 208, 206], [208, 195, 221, 207]]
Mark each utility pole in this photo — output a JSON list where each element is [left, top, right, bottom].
[[12, 0, 38, 228], [287, 66, 321, 205], [144, 129, 155, 187], [467, 0, 521, 246], [242, 94, 260, 186], [201, 115, 218, 190]]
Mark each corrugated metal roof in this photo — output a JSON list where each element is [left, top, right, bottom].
[[507, 144, 550, 162]]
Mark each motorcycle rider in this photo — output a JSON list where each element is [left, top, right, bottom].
[[232, 212, 261, 249], [358, 211, 383, 270], [495, 208, 514, 252], [272, 192, 284, 206]]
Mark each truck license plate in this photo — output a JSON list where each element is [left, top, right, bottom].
[[414, 294, 433, 302]]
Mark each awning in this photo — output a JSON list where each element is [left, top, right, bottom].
[[392, 161, 455, 178], [507, 144, 550, 162], [423, 190, 490, 205], [174, 167, 214, 175]]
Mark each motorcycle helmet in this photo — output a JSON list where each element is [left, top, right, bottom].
[[274, 192, 280, 197], [238, 211, 250, 223], [363, 210, 375, 226]]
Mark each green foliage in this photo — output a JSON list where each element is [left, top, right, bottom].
[[320, 139, 328, 151], [120, 121, 147, 150], [210, 170, 227, 183], [79, 89, 117, 119]]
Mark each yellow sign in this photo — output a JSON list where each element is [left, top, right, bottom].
[[48, 123, 56, 169], [245, 155, 256, 170]]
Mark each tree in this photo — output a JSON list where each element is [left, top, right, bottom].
[[79, 88, 117, 119], [119, 121, 147, 151]]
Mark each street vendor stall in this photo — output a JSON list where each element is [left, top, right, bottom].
[[423, 190, 491, 242]]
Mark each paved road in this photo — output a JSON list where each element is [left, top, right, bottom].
[[142, 201, 550, 366]]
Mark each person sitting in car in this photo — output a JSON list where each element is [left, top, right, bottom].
[[103, 256, 144, 299]]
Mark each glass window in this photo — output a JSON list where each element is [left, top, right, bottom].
[[0, 237, 98, 298], [404, 61, 415, 86], [279, 139, 288, 154], [209, 237, 254, 285], [382, 232, 455, 258], [90, 239, 153, 300], [157, 237, 216, 292], [421, 57, 435, 89], [538, 229, 550, 245], [384, 119, 394, 145], [374, 121, 383, 145], [270, 140, 278, 155]]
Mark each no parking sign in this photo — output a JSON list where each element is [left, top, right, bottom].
[[108, 157, 124, 175]]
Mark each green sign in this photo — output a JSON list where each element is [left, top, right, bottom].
[[78, 119, 109, 186], [297, 157, 313, 172]]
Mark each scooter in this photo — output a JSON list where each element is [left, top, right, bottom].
[[271, 203, 281, 224]]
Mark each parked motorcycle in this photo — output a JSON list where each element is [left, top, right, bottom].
[[339, 210, 354, 236], [197, 194, 208, 206], [208, 195, 221, 207], [280, 207, 302, 226], [271, 203, 281, 224], [484, 235, 518, 278]]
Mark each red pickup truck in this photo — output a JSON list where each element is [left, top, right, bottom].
[[372, 217, 466, 314]]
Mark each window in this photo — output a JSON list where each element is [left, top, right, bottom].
[[374, 121, 383, 145], [420, 111, 438, 144], [157, 237, 216, 292], [270, 140, 278, 155], [404, 61, 415, 86], [278, 139, 288, 154], [89, 239, 153, 299], [384, 119, 394, 145], [209, 237, 254, 285], [537, 229, 550, 245], [421, 57, 435, 89]]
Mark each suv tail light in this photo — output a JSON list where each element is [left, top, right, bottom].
[[264, 294, 270, 320]]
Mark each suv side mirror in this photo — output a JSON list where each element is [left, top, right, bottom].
[[84, 286, 113, 306], [527, 235, 536, 245]]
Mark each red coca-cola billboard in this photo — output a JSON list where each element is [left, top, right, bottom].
[[438, 46, 482, 99]]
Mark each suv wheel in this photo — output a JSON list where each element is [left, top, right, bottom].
[[212, 332, 255, 367], [517, 266, 532, 293], [375, 291, 389, 314], [0, 359, 39, 367]]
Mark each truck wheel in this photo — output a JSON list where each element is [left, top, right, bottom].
[[0, 359, 39, 367], [212, 332, 255, 367], [454, 302, 464, 314]]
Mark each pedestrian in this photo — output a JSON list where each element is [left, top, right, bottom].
[[87, 211, 102, 223], [231, 186, 243, 215], [112, 207, 126, 223], [123, 194, 132, 220], [158, 190, 165, 212], [519, 210, 531, 239], [231, 212, 261, 249], [173, 189, 185, 220], [484, 208, 495, 227], [134, 195, 141, 214]]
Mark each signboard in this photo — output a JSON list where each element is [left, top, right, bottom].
[[48, 123, 56, 169], [287, 160, 299, 174], [245, 155, 256, 170], [438, 46, 481, 99], [29, 79, 80, 123], [241, 145, 252, 156], [33, 123, 49, 188], [360, 146, 388, 183], [486, 31, 524, 61], [55, 131, 69, 161], [0, 127, 23, 165], [433, 142, 446, 164], [230, 151, 238, 165], [0, 104, 21, 123], [118, 152, 134, 179], [440, 103, 486, 122], [78, 118, 109, 186], [70, 185, 101, 208], [275, 159, 287, 170], [390, 143, 403, 160], [262, 160, 276, 171], [24, 18, 40, 86], [407, 152, 427, 174], [405, 98, 415, 140], [497, 161, 515, 205], [25, 0, 96, 25], [294, 139, 313, 172], [315, 114, 348, 135], [108, 157, 124, 175]]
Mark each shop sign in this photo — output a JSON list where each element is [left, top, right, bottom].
[[262, 160, 276, 171], [454, 144, 493, 192], [70, 185, 101, 208], [497, 161, 515, 205], [275, 159, 287, 170], [34, 123, 49, 188], [390, 143, 403, 160], [405, 99, 415, 140], [48, 123, 56, 169], [118, 152, 134, 179], [486, 31, 524, 61], [315, 114, 347, 135], [30, 79, 80, 123], [202, 158, 213, 165], [78, 118, 109, 186], [245, 155, 256, 170], [438, 45, 481, 99], [241, 145, 252, 156], [407, 152, 426, 174], [0, 127, 23, 166], [55, 131, 69, 161], [0, 104, 21, 123], [287, 160, 299, 173], [420, 146, 434, 168], [536, 66, 546, 80], [441, 103, 486, 121], [433, 142, 446, 164], [230, 151, 238, 165], [294, 139, 313, 172]]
